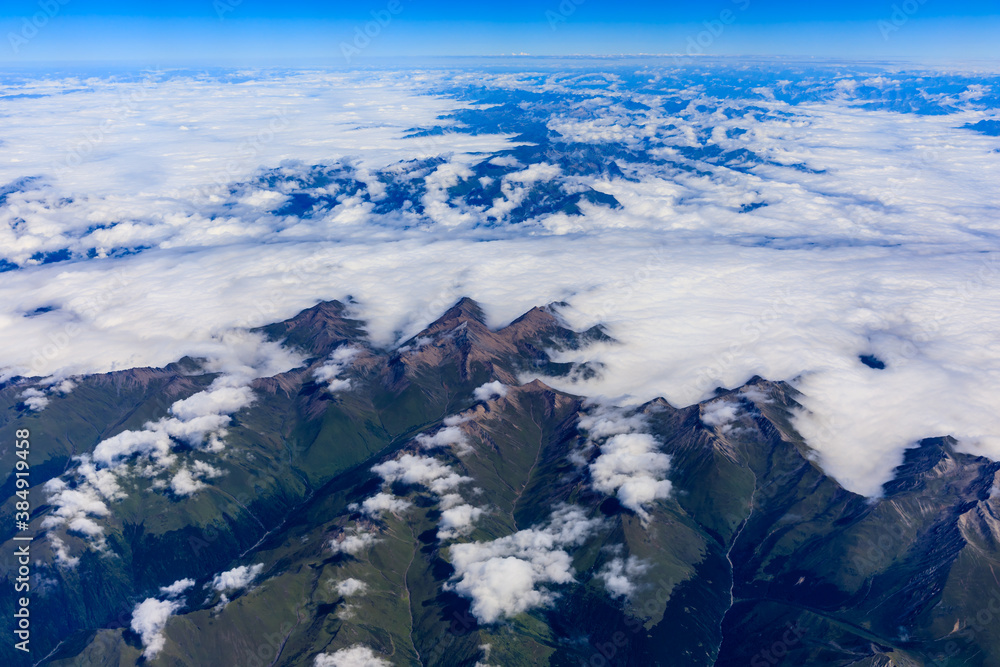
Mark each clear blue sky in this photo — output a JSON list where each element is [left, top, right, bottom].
[[1, 0, 998, 63]]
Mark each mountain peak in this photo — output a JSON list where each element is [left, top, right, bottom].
[[434, 297, 487, 325], [255, 299, 366, 358]]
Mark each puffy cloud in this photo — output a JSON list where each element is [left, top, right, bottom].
[[356, 492, 412, 518], [93, 376, 257, 467], [19, 388, 49, 411], [330, 527, 378, 555], [48, 534, 79, 569], [16, 378, 76, 412], [211, 563, 264, 593], [314, 646, 391, 667], [160, 578, 196, 598], [579, 408, 672, 521], [314, 346, 361, 393], [701, 399, 742, 433], [578, 407, 648, 440], [131, 597, 183, 660], [170, 384, 255, 421], [414, 425, 472, 455], [597, 556, 649, 600], [438, 503, 485, 540], [589, 433, 672, 521], [169, 467, 206, 497], [473, 381, 508, 402], [447, 506, 603, 623], [169, 461, 224, 498], [370, 454, 471, 495], [336, 578, 368, 597], [41, 457, 124, 547], [41, 341, 291, 550]]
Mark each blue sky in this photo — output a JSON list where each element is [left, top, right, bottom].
[[1, 0, 998, 63]]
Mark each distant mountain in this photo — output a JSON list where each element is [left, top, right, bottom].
[[963, 120, 1000, 136], [3, 299, 1000, 666]]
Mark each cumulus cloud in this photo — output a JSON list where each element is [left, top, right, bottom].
[[447, 506, 603, 623], [170, 461, 225, 497], [473, 381, 508, 402], [314, 646, 391, 667], [330, 527, 379, 555], [160, 578, 196, 598], [16, 378, 76, 412], [589, 434, 672, 522], [414, 425, 472, 455], [41, 456, 124, 547], [355, 492, 412, 518], [438, 503, 485, 540], [701, 399, 743, 433], [336, 578, 368, 597], [314, 346, 361, 392], [211, 563, 264, 593], [597, 556, 649, 600], [370, 454, 472, 495], [41, 341, 295, 552], [93, 376, 257, 467], [578, 407, 672, 521], [19, 388, 49, 411], [48, 534, 79, 569], [131, 597, 183, 660]]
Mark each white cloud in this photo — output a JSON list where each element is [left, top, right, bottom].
[[314, 346, 361, 393], [336, 578, 368, 597], [211, 563, 264, 593], [473, 381, 508, 402], [41, 456, 124, 548], [314, 646, 391, 667], [701, 399, 742, 433], [159, 578, 196, 598], [597, 556, 649, 600], [330, 527, 379, 555], [48, 534, 79, 569], [414, 425, 472, 455], [355, 492, 412, 518], [447, 506, 603, 623], [131, 597, 183, 660], [589, 434, 672, 522], [578, 408, 672, 521], [438, 503, 485, 540], [169, 467, 206, 497], [3, 68, 1000, 503], [19, 388, 49, 411], [370, 454, 471, 495], [170, 461, 225, 498]]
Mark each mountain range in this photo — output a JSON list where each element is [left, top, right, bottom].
[[3, 298, 1000, 666]]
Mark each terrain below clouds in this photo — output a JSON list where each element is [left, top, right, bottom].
[[0, 58, 999, 665], [3, 297, 1000, 666]]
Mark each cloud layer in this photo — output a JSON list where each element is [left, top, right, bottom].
[[2, 64, 1000, 501]]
